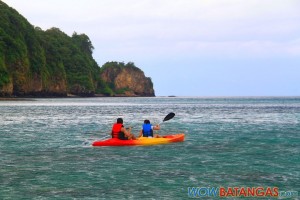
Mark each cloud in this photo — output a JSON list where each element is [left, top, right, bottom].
[[173, 39, 300, 58], [7, 0, 300, 59], [3, 0, 300, 95]]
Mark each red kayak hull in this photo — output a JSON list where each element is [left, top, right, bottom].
[[92, 133, 185, 146]]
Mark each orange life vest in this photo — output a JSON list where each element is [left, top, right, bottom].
[[111, 123, 123, 138]]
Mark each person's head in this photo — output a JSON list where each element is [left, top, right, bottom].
[[117, 118, 123, 124], [144, 119, 150, 124]]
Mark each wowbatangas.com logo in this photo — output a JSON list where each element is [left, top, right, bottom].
[[220, 187, 278, 197], [188, 187, 279, 198]]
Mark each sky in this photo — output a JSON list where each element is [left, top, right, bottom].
[[2, 0, 300, 96]]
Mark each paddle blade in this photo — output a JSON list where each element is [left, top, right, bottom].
[[163, 112, 175, 122]]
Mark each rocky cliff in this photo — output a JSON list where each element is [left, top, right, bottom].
[[0, 1, 155, 97], [100, 62, 154, 96]]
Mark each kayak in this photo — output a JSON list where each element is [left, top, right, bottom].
[[92, 133, 184, 146]]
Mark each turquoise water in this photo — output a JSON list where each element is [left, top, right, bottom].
[[0, 97, 299, 199]]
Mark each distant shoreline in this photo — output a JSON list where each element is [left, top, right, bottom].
[[0, 94, 155, 101], [0, 97, 36, 101], [1, 95, 299, 101]]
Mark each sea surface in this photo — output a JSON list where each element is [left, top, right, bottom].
[[0, 97, 299, 199]]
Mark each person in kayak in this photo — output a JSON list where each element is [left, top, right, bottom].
[[112, 118, 136, 140], [139, 119, 162, 138]]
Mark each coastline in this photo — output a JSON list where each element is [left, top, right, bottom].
[[0, 98, 36, 101], [0, 94, 156, 101], [1, 95, 299, 101]]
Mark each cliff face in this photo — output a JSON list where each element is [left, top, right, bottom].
[[0, 1, 155, 97], [114, 68, 154, 96], [0, 1, 69, 96], [100, 62, 155, 96]]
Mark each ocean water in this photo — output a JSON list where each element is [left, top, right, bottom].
[[0, 97, 299, 199]]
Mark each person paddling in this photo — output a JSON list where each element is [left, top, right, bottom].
[[139, 119, 162, 138], [112, 118, 136, 140]]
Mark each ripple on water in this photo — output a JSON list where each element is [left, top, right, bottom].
[[0, 97, 299, 199]]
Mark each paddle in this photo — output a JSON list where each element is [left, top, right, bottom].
[[97, 135, 111, 141], [149, 112, 175, 138], [94, 113, 175, 141], [162, 112, 175, 123]]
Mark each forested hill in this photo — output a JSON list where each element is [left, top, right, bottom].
[[0, 1, 155, 97]]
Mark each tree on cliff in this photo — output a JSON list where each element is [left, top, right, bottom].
[[100, 62, 155, 96], [72, 32, 94, 55], [0, 1, 101, 96], [0, 0, 154, 97]]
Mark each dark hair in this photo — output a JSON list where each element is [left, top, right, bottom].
[[117, 118, 123, 124], [144, 119, 150, 124]]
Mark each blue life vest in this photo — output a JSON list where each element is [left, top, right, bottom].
[[142, 124, 153, 137]]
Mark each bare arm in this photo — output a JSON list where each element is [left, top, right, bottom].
[[139, 129, 143, 137], [121, 127, 131, 137], [153, 124, 160, 130]]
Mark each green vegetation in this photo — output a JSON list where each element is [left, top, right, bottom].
[[100, 61, 145, 96], [0, 1, 102, 96], [101, 61, 143, 73], [0, 1, 154, 97]]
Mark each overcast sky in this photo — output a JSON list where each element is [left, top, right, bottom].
[[3, 0, 300, 96]]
